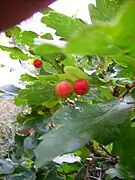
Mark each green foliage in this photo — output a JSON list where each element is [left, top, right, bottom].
[[0, 46, 29, 60], [37, 74, 66, 83], [34, 44, 62, 56], [35, 100, 132, 167], [20, 74, 36, 82], [6, 28, 38, 47], [41, 33, 53, 40], [7, 170, 36, 180], [0, 0, 135, 179], [0, 159, 16, 175], [66, 1, 135, 70], [15, 81, 58, 106], [89, 0, 125, 23], [112, 122, 135, 178], [41, 11, 85, 39], [64, 66, 89, 81], [20, 31, 38, 46], [6, 26, 21, 40]]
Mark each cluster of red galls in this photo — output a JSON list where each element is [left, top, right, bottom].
[[33, 59, 89, 98], [55, 79, 89, 98]]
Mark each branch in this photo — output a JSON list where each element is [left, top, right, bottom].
[[86, 141, 102, 157], [99, 144, 112, 156]]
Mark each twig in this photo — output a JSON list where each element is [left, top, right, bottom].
[[93, 157, 111, 161], [96, 56, 101, 67], [89, 175, 101, 180], [87, 156, 115, 164], [86, 141, 102, 157], [89, 168, 107, 172], [99, 171, 102, 179], [120, 79, 135, 99], [99, 144, 112, 156]]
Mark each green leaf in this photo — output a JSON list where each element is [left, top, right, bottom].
[[20, 110, 50, 131], [24, 135, 37, 150], [0, 46, 29, 60], [99, 86, 114, 100], [106, 167, 120, 179], [66, 1, 135, 70], [20, 31, 38, 46], [74, 147, 89, 162], [41, 11, 85, 39], [89, 0, 124, 23], [113, 164, 134, 179], [34, 44, 62, 57], [44, 165, 63, 180], [42, 61, 57, 74], [112, 123, 135, 177], [35, 100, 132, 167], [7, 26, 21, 40], [57, 163, 81, 174], [14, 81, 57, 106], [64, 66, 89, 82], [37, 74, 66, 83], [61, 55, 75, 66], [43, 99, 59, 109], [88, 73, 109, 87], [66, 24, 119, 55], [41, 33, 53, 40], [20, 74, 36, 82], [0, 159, 15, 175], [7, 170, 36, 180]]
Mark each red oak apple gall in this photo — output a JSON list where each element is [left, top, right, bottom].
[[33, 59, 43, 68], [55, 81, 73, 98], [73, 79, 89, 95]]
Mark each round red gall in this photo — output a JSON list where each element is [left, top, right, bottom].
[[73, 79, 89, 95], [55, 81, 73, 98], [33, 59, 43, 68]]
